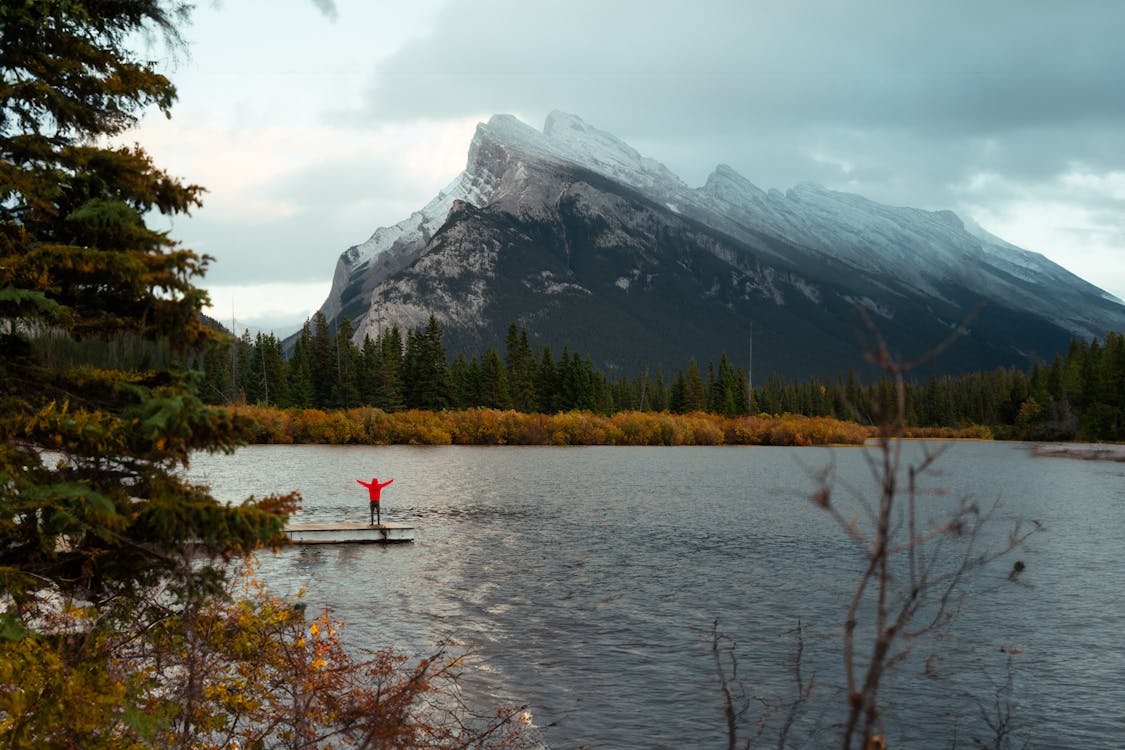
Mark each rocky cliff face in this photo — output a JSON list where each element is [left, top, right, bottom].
[[311, 112, 1125, 378]]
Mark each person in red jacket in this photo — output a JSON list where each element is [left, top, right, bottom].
[[357, 476, 394, 525]]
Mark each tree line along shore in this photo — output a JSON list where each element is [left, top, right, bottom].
[[191, 315, 1122, 444], [35, 314, 1121, 444]]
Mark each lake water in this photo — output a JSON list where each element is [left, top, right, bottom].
[[188, 442, 1125, 748]]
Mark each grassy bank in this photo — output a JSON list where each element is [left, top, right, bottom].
[[230, 406, 993, 447]]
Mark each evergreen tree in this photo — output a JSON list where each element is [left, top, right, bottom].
[[331, 317, 361, 409], [479, 348, 512, 409], [575, 354, 605, 412], [505, 323, 538, 411], [651, 369, 670, 412], [199, 336, 234, 404], [0, 2, 295, 739], [358, 334, 380, 405], [234, 329, 255, 403], [669, 371, 686, 414], [448, 353, 479, 408], [372, 325, 405, 411], [732, 366, 750, 415], [287, 320, 316, 407], [756, 372, 786, 414], [677, 359, 707, 412], [403, 315, 449, 409], [592, 365, 615, 414], [536, 346, 559, 412], [634, 366, 650, 411], [708, 354, 741, 416], [256, 331, 289, 407], [556, 348, 599, 411], [310, 311, 334, 408]]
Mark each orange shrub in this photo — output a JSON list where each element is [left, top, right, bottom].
[[231, 405, 284, 443], [503, 411, 551, 444], [446, 408, 541, 445], [724, 416, 768, 445], [388, 410, 452, 445], [288, 409, 357, 444], [546, 411, 623, 445], [901, 424, 994, 441], [667, 412, 723, 445], [230, 406, 885, 447], [611, 411, 669, 445], [347, 406, 396, 444]]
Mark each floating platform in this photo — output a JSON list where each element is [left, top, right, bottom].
[[284, 521, 415, 545]]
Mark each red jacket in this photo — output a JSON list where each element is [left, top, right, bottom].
[[357, 477, 393, 502]]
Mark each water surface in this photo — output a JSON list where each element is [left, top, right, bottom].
[[189, 442, 1125, 747]]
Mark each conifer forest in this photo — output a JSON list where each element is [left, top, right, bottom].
[[199, 314, 1124, 442]]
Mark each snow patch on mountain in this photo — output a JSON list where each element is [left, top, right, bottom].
[[313, 110, 1125, 354], [321, 170, 489, 324], [523, 271, 592, 296], [462, 111, 688, 202], [790, 276, 822, 305], [844, 294, 895, 320]]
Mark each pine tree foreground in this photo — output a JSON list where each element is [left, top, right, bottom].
[[0, 3, 530, 747]]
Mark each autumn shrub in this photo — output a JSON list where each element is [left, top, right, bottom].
[[342, 406, 395, 444], [609, 411, 656, 445], [802, 416, 873, 445], [646, 412, 689, 445], [504, 411, 552, 445], [127, 568, 532, 749], [724, 416, 768, 445], [233, 405, 295, 444], [390, 410, 453, 445], [447, 408, 487, 444], [675, 412, 726, 445], [0, 629, 140, 747], [901, 424, 995, 440], [546, 411, 623, 445], [447, 408, 515, 445], [286, 408, 359, 444], [227, 406, 903, 447]]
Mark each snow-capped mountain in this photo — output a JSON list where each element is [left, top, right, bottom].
[[311, 112, 1125, 378]]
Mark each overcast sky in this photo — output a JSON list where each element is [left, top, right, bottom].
[[134, 0, 1125, 336]]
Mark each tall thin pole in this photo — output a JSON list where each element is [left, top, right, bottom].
[[260, 333, 269, 407], [230, 303, 237, 404], [638, 364, 648, 411], [748, 320, 754, 414]]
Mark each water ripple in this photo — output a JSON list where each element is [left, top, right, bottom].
[[190, 443, 1125, 748]]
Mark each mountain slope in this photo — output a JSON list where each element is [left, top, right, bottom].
[[310, 112, 1125, 379]]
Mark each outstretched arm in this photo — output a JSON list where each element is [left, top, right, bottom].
[[357, 479, 373, 489], [377, 478, 394, 490]]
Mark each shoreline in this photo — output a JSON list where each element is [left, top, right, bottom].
[[1032, 443, 1125, 462]]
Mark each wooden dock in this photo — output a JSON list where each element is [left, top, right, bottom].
[[284, 521, 415, 545]]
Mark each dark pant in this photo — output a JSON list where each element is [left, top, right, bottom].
[[370, 501, 380, 525]]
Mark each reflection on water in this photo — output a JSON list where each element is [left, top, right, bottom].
[[189, 443, 1125, 748]]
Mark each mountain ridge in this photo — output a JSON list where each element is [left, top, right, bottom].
[[309, 112, 1125, 379]]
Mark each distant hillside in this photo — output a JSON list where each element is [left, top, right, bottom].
[[305, 112, 1125, 379]]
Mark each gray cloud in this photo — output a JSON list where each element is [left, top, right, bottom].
[[360, 0, 1125, 190], [174, 149, 449, 287], [178, 0, 1125, 309], [307, 0, 338, 22], [186, 213, 345, 284]]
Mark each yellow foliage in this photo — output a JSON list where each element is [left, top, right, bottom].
[[225, 406, 894, 447]]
